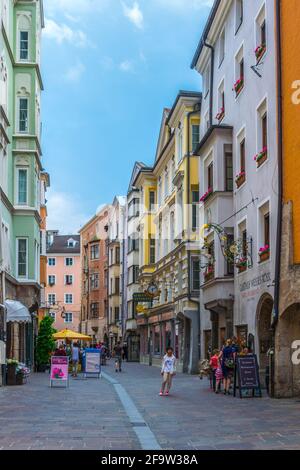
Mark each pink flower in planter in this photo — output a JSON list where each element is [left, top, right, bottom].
[[259, 244, 270, 254], [200, 187, 213, 203]]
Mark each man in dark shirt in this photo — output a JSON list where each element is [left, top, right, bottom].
[[114, 341, 123, 372]]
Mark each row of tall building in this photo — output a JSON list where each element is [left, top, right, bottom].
[[0, 1, 49, 385], [75, 0, 299, 398]]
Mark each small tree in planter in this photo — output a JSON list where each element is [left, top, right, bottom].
[[36, 316, 56, 372]]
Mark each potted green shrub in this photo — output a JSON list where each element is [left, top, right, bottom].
[[36, 316, 56, 372], [7, 359, 18, 385]]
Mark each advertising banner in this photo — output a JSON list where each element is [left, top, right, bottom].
[[50, 356, 69, 387], [84, 349, 101, 378]]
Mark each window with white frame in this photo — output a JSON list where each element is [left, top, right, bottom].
[[258, 201, 270, 257], [234, 46, 244, 95], [48, 275, 56, 286], [48, 257, 56, 266], [90, 273, 99, 290], [17, 167, 28, 205], [219, 28, 225, 66], [17, 238, 28, 278], [18, 97, 29, 133], [256, 98, 268, 153], [192, 188, 200, 231], [238, 219, 247, 260], [90, 243, 99, 260], [192, 124, 200, 153], [191, 257, 201, 291], [64, 312, 73, 323], [19, 30, 29, 60], [236, 128, 246, 174], [65, 257, 74, 266], [65, 294, 73, 304], [235, 0, 243, 33], [65, 274, 73, 285], [48, 293, 56, 305], [255, 4, 266, 61]]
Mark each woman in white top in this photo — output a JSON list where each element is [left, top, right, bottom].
[[160, 347, 176, 396]]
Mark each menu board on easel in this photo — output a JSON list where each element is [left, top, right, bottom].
[[50, 356, 69, 388], [234, 354, 262, 398]]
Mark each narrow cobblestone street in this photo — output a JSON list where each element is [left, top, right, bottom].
[[1, 362, 300, 450]]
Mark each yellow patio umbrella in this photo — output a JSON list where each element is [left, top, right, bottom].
[[53, 329, 92, 341]]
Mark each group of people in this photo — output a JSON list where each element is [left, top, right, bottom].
[[53, 341, 128, 376], [209, 337, 252, 394], [53, 342, 81, 377]]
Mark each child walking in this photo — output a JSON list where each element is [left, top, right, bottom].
[[159, 347, 176, 396], [215, 357, 223, 394]]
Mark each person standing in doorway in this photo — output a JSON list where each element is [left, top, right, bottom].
[[113, 341, 123, 372], [71, 342, 80, 377], [160, 347, 176, 396], [219, 339, 236, 395]]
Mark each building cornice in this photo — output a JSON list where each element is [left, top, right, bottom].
[[0, 105, 10, 127], [0, 188, 14, 213], [0, 123, 10, 144]]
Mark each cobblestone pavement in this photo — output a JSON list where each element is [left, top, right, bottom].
[[1, 362, 300, 450]]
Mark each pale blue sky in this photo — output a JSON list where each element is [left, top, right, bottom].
[[42, 0, 213, 233]]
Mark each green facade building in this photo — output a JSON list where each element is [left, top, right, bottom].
[[0, 0, 45, 381]]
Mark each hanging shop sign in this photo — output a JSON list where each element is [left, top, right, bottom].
[[133, 292, 154, 302], [234, 354, 262, 398]]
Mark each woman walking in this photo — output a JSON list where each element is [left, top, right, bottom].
[[159, 347, 176, 396], [219, 339, 236, 395]]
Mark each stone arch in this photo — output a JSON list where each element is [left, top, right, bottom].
[[275, 303, 300, 397], [256, 293, 273, 377]]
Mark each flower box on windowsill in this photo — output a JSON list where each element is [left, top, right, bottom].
[[255, 45, 266, 64], [204, 267, 215, 283], [200, 188, 213, 204], [259, 251, 270, 263], [235, 172, 246, 188], [254, 148, 268, 168], [238, 265, 247, 273], [233, 78, 244, 97], [216, 108, 225, 123], [259, 244, 270, 263]]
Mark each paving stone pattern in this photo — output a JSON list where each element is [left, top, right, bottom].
[[1, 362, 300, 450]]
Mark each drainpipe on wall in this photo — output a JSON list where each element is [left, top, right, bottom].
[[271, 0, 283, 398], [204, 40, 215, 128]]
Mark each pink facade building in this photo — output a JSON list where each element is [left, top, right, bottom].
[[45, 231, 81, 332]]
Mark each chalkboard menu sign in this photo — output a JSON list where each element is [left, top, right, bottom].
[[234, 354, 262, 398]]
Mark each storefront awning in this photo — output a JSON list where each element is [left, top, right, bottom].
[[5, 300, 32, 323]]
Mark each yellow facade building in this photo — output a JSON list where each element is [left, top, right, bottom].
[[134, 91, 202, 373], [273, 0, 300, 397]]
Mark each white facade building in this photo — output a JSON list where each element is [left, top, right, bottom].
[[192, 0, 278, 379]]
